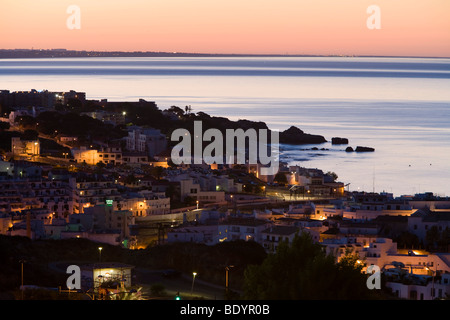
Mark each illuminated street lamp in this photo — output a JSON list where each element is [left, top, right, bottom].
[[196, 200, 199, 210], [425, 265, 438, 299], [98, 247, 103, 262], [191, 272, 197, 296], [225, 265, 234, 293]]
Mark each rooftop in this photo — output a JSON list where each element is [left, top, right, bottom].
[[262, 225, 299, 235], [80, 262, 135, 270], [220, 217, 270, 227]]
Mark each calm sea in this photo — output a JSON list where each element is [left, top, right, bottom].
[[1, 56, 450, 197]]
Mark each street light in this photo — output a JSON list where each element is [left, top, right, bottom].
[[425, 264, 438, 299], [19, 259, 26, 300], [225, 265, 234, 293], [196, 200, 199, 210], [191, 272, 197, 296], [98, 247, 103, 262]]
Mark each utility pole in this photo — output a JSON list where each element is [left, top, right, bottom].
[[191, 272, 197, 296], [19, 259, 26, 300], [225, 265, 234, 294]]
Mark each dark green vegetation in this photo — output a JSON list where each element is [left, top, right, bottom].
[[34, 111, 126, 143], [1, 93, 329, 162], [0, 235, 266, 299], [243, 233, 383, 300], [0, 233, 387, 300], [36, 101, 326, 147]]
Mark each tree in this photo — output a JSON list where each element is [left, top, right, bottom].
[[426, 226, 450, 252], [440, 227, 450, 252], [167, 158, 177, 168], [326, 171, 338, 182], [0, 121, 10, 131], [150, 166, 164, 180], [395, 231, 420, 249], [22, 129, 39, 140], [124, 174, 138, 185], [273, 172, 288, 185], [16, 115, 36, 128], [66, 98, 82, 110], [243, 232, 374, 300], [185, 105, 192, 115], [94, 161, 106, 174], [426, 226, 440, 250], [183, 196, 196, 207], [168, 106, 184, 117], [150, 283, 166, 297]]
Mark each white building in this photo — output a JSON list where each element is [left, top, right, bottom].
[[80, 262, 134, 290], [179, 178, 225, 203], [386, 273, 450, 300], [407, 209, 450, 246], [8, 109, 35, 125], [71, 147, 99, 166], [11, 137, 40, 157], [70, 177, 121, 214], [0, 178, 73, 217], [310, 203, 417, 221], [260, 225, 299, 253], [217, 217, 272, 243], [84, 205, 135, 240], [125, 127, 167, 157], [71, 146, 123, 166], [167, 225, 218, 244], [115, 191, 171, 216]]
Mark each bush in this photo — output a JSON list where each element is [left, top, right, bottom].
[[150, 283, 166, 297]]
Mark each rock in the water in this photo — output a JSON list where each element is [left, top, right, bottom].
[[279, 126, 327, 145], [345, 146, 354, 152], [355, 146, 375, 152], [332, 137, 349, 145]]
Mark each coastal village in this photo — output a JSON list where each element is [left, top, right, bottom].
[[0, 89, 449, 300]]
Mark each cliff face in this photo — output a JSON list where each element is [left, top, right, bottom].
[[279, 126, 327, 145]]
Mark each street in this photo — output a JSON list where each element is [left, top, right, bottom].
[[133, 268, 227, 300]]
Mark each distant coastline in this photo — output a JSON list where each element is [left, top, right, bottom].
[[0, 49, 448, 59]]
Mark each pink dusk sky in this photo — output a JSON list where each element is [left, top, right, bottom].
[[1, 0, 449, 57]]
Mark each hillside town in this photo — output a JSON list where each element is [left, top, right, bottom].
[[0, 89, 449, 300]]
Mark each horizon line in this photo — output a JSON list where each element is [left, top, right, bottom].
[[1, 48, 449, 60]]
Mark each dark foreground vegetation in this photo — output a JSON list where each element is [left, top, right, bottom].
[[0, 233, 390, 300], [0, 235, 266, 299]]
